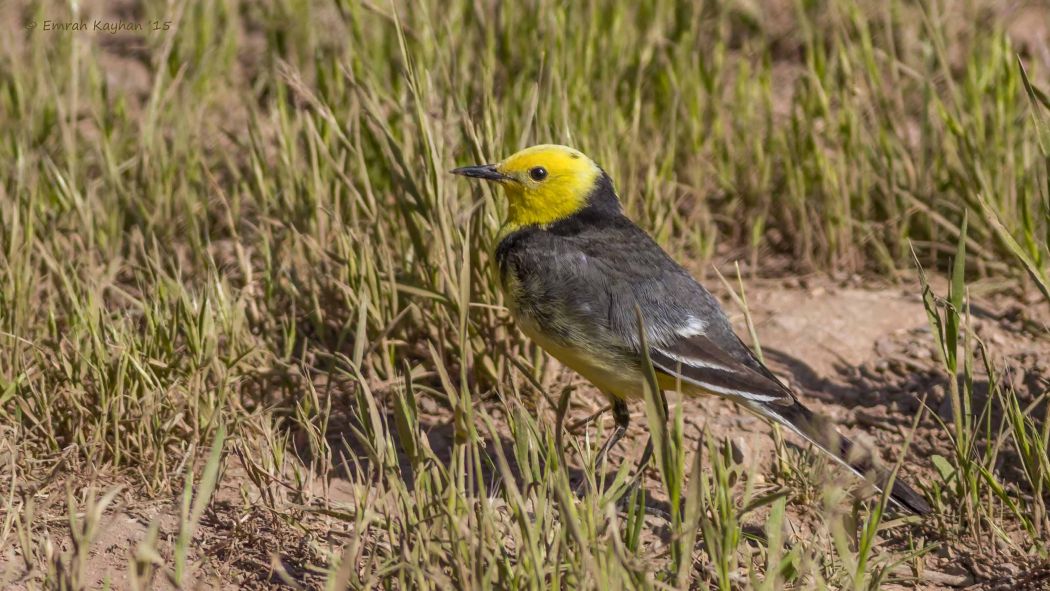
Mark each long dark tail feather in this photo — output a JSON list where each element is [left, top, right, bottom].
[[757, 400, 931, 515]]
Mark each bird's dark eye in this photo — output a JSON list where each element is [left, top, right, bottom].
[[529, 167, 548, 181]]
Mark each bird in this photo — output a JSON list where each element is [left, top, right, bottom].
[[451, 144, 930, 515]]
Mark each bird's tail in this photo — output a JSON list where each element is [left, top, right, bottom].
[[754, 399, 931, 515]]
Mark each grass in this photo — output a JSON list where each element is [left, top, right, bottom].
[[1, 0, 1050, 588]]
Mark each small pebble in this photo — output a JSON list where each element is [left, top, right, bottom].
[[730, 437, 749, 465], [418, 395, 439, 414]]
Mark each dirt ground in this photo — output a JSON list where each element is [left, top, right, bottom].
[[3, 274, 1048, 590]]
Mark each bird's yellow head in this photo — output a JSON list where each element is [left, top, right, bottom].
[[452, 144, 607, 231]]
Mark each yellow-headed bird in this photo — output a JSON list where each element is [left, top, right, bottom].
[[452, 144, 929, 515]]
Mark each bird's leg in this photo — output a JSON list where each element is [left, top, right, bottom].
[[573, 399, 629, 496], [633, 436, 654, 477], [593, 399, 630, 472], [630, 387, 666, 478], [617, 389, 667, 509]]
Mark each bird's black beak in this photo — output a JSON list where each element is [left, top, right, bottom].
[[450, 164, 508, 182]]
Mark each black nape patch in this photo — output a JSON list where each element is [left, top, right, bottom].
[[570, 153, 580, 159]]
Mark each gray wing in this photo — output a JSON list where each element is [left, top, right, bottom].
[[647, 331, 795, 406], [563, 218, 796, 406]]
